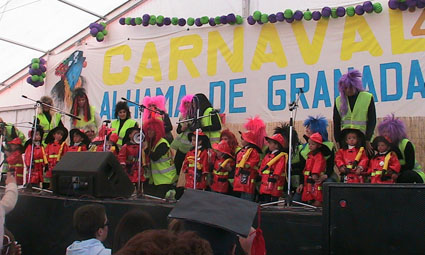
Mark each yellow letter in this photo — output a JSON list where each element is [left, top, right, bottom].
[[134, 42, 162, 83], [292, 19, 329, 65], [251, 24, 287, 70], [390, 9, 425, 54], [207, 27, 244, 76], [102, 45, 131, 85], [169, 34, 202, 80], [340, 15, 383, 61]]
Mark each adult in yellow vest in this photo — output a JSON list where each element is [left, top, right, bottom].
[[333, 70, 376, 156], [70, 88, 100, 133], [37, 96, 63, 144], [378, 114, 425, 183], [190, 93, 222, 145], [111, 101, 138, 147], [0, 117, 26, 175]]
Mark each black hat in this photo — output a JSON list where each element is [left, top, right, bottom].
[[340, 128, 365, 147], [45, 126, 68, 144], [371, 136, 392, 151], [188, 131, 211, 149], [122, 127, 141, 145], [69, 128, 91, 147]]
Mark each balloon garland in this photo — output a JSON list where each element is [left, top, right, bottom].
[[26, 58, 46, 87], [89, 22, 108, 42], [388, 0, 425, 10]]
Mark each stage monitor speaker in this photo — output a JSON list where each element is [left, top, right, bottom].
[[52, 152, 134, 198], [323, 183, 425, 255]]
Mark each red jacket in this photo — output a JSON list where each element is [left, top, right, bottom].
[[368, 152, 401, 184], [182, 148, 209, 190], [335, 147, 369, 183], [68, 144, 87, 152], [118, 143, 143, 183], [233, 146, 260, 194], [259, 151, 287, 197], [6, 150, 24, 185], [24, 143, 47, 184], [302, 151, 326, 202], [45, 141, 68, 179], [211, 156, 235, 193]]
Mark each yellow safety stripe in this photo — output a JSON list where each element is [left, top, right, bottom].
[[10, 164, 23, 167], [263, 170, 271, 175], [151, 165, 176, 175], [304, 171, 310, 175], [213, 170, 229, 176]]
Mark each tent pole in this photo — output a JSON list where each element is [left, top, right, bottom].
[[57, 0, 108, 20], [0, 37, 47, 53]]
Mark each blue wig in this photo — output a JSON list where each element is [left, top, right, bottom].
[[303, 115, 329, 141]]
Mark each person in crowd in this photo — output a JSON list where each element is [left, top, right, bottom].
[[0, 118, 26, 177], [111, 101, 138, 147], [333, 69, 376, 156], [5, 138, 24, 185], [368, 136, 400, 184], [181, 131, 212, 190], [112, 209, 155, 253], [219, 129, 240, 157], [83, 123, 97, 142], [377, 114, 424, 183], [190, 94, 222, 145], [118, 127, 142, 185], [143, 95, 173, 143], [297, 133, 331, 207], [66, 204, 111, 255], [210, 140, 235, 194], [335, 129, 369, 183], [68, 128, 90, 152], [0, 172, 18, 253], [143, 118, 177, 198], [37, 96, 63, 144], [70, 88, 100, 132], [24, 126, 46, 187], [44, 126, 68, 189]]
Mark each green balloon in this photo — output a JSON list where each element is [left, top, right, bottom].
[[96, 32, 104, 40], [31, 75, 39, 82], [41, 73, 46, 78], [215, 16, 221, 24], [31, 58, 40, 64], [31, 63, 39, 69], [102, 30, 108, 36], [284, 9, 293, 19], [149, 15, 156, 25], [253, 11, 262, 21], [331, 8, 338, 18], [346, 6, 355, 17], [157, 15, 164, 23], [201, 16, 209, 24], [187, 17, 195, 26], [260, 14, 269, 23], [125, 17, 131, 25], [171, 17, 178, 25], [135, 17, 142, 25], [304, 10, 312, 20], [373, 3, 383, 13], [236, 15, 243, 24], [100, 22, 107, 28]]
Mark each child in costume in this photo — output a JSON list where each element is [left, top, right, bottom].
[[118, 127, 142, 184], [211, 140, 235, 194], [5, 138, 24, 185], [181, 131, 211, 190], [24, 127, 46, 187], [243, 116, 267, 159], [142, 95, 173, 143], [44, 126, 69, 188], [335, 129, 369, 183], [297, 132, 330, 207], [368, 136, 400, 184], [68, 128, 90, 152], [219, 129, 240, 156]]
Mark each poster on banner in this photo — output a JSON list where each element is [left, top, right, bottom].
[[44, 6, 425, 125]]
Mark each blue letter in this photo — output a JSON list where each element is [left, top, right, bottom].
[[229, 78, 246, 113], [173, 85, 187, 117], [156, 86, 175, 114], [313, 71, 331, 108], [290, 73, 309, 109], [100, 91, 111, 119], [267, 75, 286, 111], [209, 81, 226, 113], [362, 65, 378, 101], [333, 69, 343, 100], [407, 60, 425, 99], [380, 62, 402, 102]]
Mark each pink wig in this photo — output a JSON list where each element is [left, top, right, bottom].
[[338, 69, 364, 116], [377, 114, 407, 144], [142, 95, 166, 121], [179, 94, 194, 118], [244, 116, 267, 148]]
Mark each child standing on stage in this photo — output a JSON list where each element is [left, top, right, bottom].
[[335, 129, 369, 183], [211, 140, 235, 194], [118, 127, 142, 184], [44, 126, 68, 189], [24, 127, 46, 187], [68, 129, 90, 152], [368, 136, 400, 184], [297, 132, 330, 207], [5, 138, 24, 185], [181, 131, 211, 190]]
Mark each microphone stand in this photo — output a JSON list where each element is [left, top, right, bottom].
[[21, 95, 80, 189]]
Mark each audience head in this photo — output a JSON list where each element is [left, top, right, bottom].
[[73, 204, 109, 242]]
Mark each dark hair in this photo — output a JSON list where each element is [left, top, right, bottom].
[[115, 101, 131, 119], [71, 87, 91, 125], [113, 210, 155, 252], [192, 94, 212, 117], [73, 204, 106, 240]]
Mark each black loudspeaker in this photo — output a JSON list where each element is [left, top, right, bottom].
[[323, 183, 425, 255], [51, 152, 134, 198]]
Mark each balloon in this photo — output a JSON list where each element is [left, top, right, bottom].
[[336, 7, 346, 17], [215, 16, 221, 24], [355, 5, 365, 15], [178, 18, 186, 26], [31, 63, 39, 69], [187, 17, 195, 26], [201, 16, 209, 24], [312, 11, 321, 20], [236, 15, 243, 24], [209, 17, 216, 26], [171, 17, 179, 25], [322, 7, 331, 17], [260, 14, 269, 23], [331, 8, 338, 18], [135, 17, 142, 25], [284, 9, 293, 19], [304, 10, 312, 20], [247, 16, 255, 25], [276, 12, 285, 22], [220, 15, 228, 24], [268, 14, 277, 23], [40, 65, 47, 72], [39, 58, 46, 65], [142, 14, 150, 23], [164, 17, 171, 25], [90, 27, 98, 36], [293, 10, 304, 21], [157, 15, 164, 24], [125, 17, 131, 25], [149, 15, 156, 25], [31, 58, 40, 64], [195, 18, 202, 27], [227, 13, 236, 23], [31, 75, 39, 82], [363, 1, 374, 13], [253, 11, 262, 21], [346, 6, 355, 16]]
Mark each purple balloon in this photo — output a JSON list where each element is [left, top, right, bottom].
[[142, 20, 149, 26], [29, 68, 36, 75], [418, 1, 425, 8], [336, 7, 346, 17], [322, 7, 331, 17], [142, 14, 150, 23], [363, 1, 374, 13], [90, 28, 98, 36], [406, 0, 417, 8], [220, 15, 227, 24], [293, 10, 303, 20], [164, 17, 171, 25], [39, 58, 46, 65], [35, 69, 42, 76], [95, 23, 103, 31], [312, 11, 321, 20], [26, 76, 33, 84], [257, 20, 263, 25], [276, 12, 284, 22], [388, 0, 399, 9], [285, 17, 294, 23], [130, 18, 136, 26], [195, 18, 202, 27], [119, 18, 125, 25], [268, 14, 277, 23], [227, 13, 236, 23], [355, 5, 365, 15], [209, 17, 216, 26], [35, 81, 43, 87], [399, 2, 408, 10], [178, 18, 186, 26], [247, 16, 255, 25], [157, 23, 163, 27], [96, 37, 104, 42], [40, 65, 47, 72]]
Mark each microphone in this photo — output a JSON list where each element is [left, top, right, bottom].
[[21, 95, 28, 99], [103, 120, 111, 123], [121, 97, 127, 101]]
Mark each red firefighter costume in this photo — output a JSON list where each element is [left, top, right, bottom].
[[335, 146, 369, 183], [6, 138, 24, 185], [234, 131, 261, 194], [368, 152, 400, 184], [24, 142, 47, 184], [68, 144, 87, 152], [68, 128, 90, 152], [44, 126, 69, 181], [118, 127, 143, 183], [211, 140, 235, 193], [301, 133, 328, 203], [259, 134, 288, 198], [182, 148, 209, 190]]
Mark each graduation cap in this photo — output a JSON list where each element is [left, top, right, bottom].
[[168, 189, 265, 255]]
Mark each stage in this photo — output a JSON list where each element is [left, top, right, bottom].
[[5, 190, 322, 255]]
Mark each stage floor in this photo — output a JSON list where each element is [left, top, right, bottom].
[[5, 190, 322, 255]]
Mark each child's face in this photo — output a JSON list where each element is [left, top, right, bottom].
[[346, 133, 358, 146], [118, 109, 127, 120], [221, 135, 229, 142], [73, 133, 83, 143], [308, 139, 320, 152], [106, 141, 113, 150], [77, 96, 86, 108], [54, 132, 63, 142], [268, 140, 279, 151], [377, 142, 389, 153], [191, 136, 202, 147], [34, 132, 42, 142], [241, 138, 248, 147]]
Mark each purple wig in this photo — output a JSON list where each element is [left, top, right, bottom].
[[338, 69, 364, 116], [303, 115, 329, 141], [377, 113, 407, 144]]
